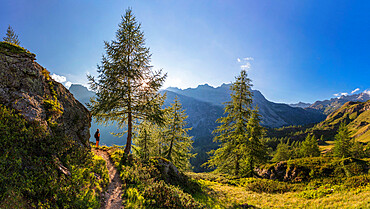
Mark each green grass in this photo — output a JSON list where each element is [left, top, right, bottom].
[[187, 172, 370, 208], [0, 41, 35, 57]]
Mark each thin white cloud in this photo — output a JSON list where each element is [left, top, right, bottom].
[[238, 56, 254, 71], [364, 90, 370, 96], [50, 73, 76, 89], [334, 92, 348, 97], [241, 63, 251, 70], [65, 81, 72, 89], [50, 73, 67, 83], [351, 88, 360, 94]]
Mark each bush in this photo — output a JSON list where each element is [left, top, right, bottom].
[[0, 104, 108, 208], [243, 179, 293, 193], [299, 184, 338, 199], [108, 148, 204, 208], [143, 181, 204, 209]]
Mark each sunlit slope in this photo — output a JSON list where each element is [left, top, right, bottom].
[[316, 100, 370, 142]]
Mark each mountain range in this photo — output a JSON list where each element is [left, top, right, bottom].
[[69, 83, 330, 171], [308, 92, 370, 115], [166, 83, 325, 128], [69, 84, 329, 145]]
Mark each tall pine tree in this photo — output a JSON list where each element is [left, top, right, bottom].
[[205, 70, 266, 176], [3, 25, 20, 45], [88, 8, 166, 154], [162, 97, 195, 171]]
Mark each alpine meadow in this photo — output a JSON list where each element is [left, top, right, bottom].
[[1, 2, 370, 209]]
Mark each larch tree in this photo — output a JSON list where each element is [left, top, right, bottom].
[[3, 25, 20, 45], [205, 70, 266, 176], [162, 97, 195, 171], [333, 122, 353, 158], [242, 108, 267, 175], [273, 142, 291, 162], [133, 95, 166, 161], [133, 120, 157, 161], [88, 8, 166, 154], [300, 134, 321, 157]]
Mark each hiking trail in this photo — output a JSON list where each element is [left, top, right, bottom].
[[93, 148, 124, 209]]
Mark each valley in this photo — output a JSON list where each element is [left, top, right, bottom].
[[1, 2, 370, 208]]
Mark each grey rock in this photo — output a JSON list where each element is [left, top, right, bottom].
[[0, 44, 91, 147]]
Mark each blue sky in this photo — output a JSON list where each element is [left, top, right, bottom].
[[1, 0, 369, 103]]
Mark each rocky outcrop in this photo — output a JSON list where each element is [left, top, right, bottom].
[[256, 157, 370, 182], [0, 42, 91, 146]]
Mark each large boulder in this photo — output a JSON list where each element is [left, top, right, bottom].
[[0, 42, 91, 146]]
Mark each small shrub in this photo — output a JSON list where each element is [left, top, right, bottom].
[[299, 184, 341, 199], [244, 179, 292, 193], [143, 181, 205, 209]]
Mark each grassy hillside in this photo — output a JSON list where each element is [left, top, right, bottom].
[[268, 100, 370, 149], [187, 157, 370, 208]]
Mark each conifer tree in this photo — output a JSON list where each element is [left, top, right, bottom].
[[243, 108, 267, 175], [205, 70, 266, 176], [333, 123, 353, 158], [3, 25, 20, 45], [133, 120, 157, 161], [88, 8, 166, 154], [300, 134, 320, 157], [162, 97, 195, 171], [273, 141, 291, 162]]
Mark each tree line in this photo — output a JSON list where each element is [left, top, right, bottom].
[[87, 8, 266, 175], [88, 8, 370, 176]]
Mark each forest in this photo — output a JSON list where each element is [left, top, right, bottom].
[[1, 7, 370, 209]]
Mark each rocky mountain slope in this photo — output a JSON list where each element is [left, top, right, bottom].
[[0, 42, 107, 208], [69, 84, 123, 145], [289, 102, 311, 108], [309, 92, 370, 115], [0, 41, 91, 146], [167, 83, 325, 128], [276, 100, 370, 145]]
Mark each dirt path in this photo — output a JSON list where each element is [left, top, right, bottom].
[[93, 148, 124, 209]]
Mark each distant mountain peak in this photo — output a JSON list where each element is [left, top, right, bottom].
[[309, 90, 370, 115], [198, 83, 213, 88], [289, 102, 311, 108]]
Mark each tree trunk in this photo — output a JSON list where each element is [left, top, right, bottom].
[[235, 155, 240, 176], [124, 111, 132, 154], [167, 139, 174, 161]]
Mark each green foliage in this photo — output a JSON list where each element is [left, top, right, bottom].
[[41, 67, 64, 125], [162, 97, 195, 171], [0, 104, 108, 208], [334, 122, 353, 158], [300, 134, 321, 157], [87, 8, 166, 154], [107, 148, 205, 208], [299, 184, 338, 199], [206, 70, 266, 177], [273, 141, 292, 162], [0, 41, 34, 57], [143, 180, 204, 209], [3, 25, 20, 45], [133, 120, 158, 162], [244, 178, 293, 193]]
